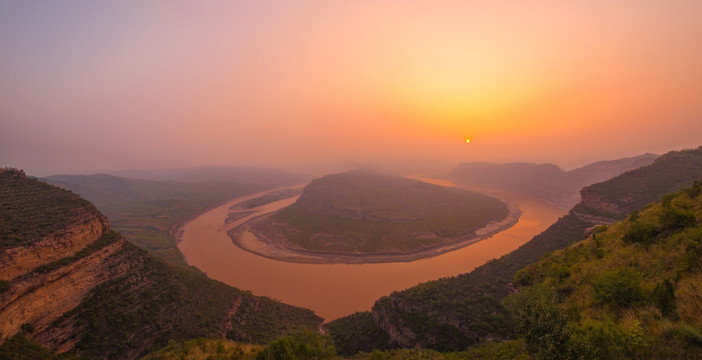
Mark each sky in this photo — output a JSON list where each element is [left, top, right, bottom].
[[1, 0, 701, 176]]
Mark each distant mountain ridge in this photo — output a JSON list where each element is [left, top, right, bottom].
[[449, 153, 658, 208], [327, 146, 702, 354], [109, 165, 310, 187], [0, 169, 322, 359]]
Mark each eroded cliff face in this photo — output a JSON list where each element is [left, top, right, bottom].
[[1, 169, 324, 359], [0, 238, 133, 342], [0, 214, 108, 281], [578, 188, 627, 216]]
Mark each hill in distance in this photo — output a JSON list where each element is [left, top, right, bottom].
[[109, 165, 310, 188], [449, 153, 658, 209], [246, 170, 510, 255], [0, 168, 321, 359]]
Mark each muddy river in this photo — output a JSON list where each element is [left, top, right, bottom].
[[177, 183, 565, 321]]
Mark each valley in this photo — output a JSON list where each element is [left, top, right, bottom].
[[177, 182, 564, 321]]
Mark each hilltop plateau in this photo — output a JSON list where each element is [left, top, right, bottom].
[[232, 170, 512, 261]]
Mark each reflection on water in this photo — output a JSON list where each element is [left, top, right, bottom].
[[178, 184, 565, 321]]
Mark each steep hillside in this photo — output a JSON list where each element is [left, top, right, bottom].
[[43, 174, 266, 263], [578, 147, 702, 218], [248, 170, 509, 254], [449, 153, 657, 209], [0, 168, 321, 359], [510, 182, 702, 359], [328, 147, 702, 354]]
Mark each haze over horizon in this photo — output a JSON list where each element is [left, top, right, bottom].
[[2, 1, 701, 176]]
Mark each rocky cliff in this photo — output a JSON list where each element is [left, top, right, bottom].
[[0, 168, 322, 359], [0, 217, 108, 281], [1, 238, 131, 344], [1, 168, 117, 341]]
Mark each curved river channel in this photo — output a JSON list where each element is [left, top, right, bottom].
[[178, 181, 565, 321]]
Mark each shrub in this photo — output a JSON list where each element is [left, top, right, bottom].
[[659, 208, 697, 233], [0, 280, 9, 293], [592, 268, 643, 307], [652, 279, 676, 317], [513, 269, 532, 286], [674, 323, 702, 346], [512, 289, 570, 360], [622, 221, 660, 245], [682, 242, 701, 273], [686, 180, 702, 198], [20, 323, 35, 334]]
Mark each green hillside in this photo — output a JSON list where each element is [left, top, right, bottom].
[[509, 182, 702, 359], [328, 147, 702, 354], [256, 170, 509, 253]]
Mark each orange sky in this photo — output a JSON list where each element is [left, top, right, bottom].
[[1, 1, 701, 176]]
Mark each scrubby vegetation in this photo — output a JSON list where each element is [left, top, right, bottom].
[[51, 244, 321, 359], [1, 168, 103, 249], [325, 312, 391, 355], [328, 213, 592, 352], [142, 333, 531, 360], [141, 338, 262, 360], [262, 170, 509, 253], [256, 331, 336, 360], [509, 185, 702, 359], [0, 334, 82, 360]]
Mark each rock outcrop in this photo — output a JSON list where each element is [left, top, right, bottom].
[[1, 239, 131, 343], [0, 216, 108, 281]]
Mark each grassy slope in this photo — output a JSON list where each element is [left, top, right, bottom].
[[43, 174, 266, 263], [509, 183, 702, 359], [265, 170, 509, 253]]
